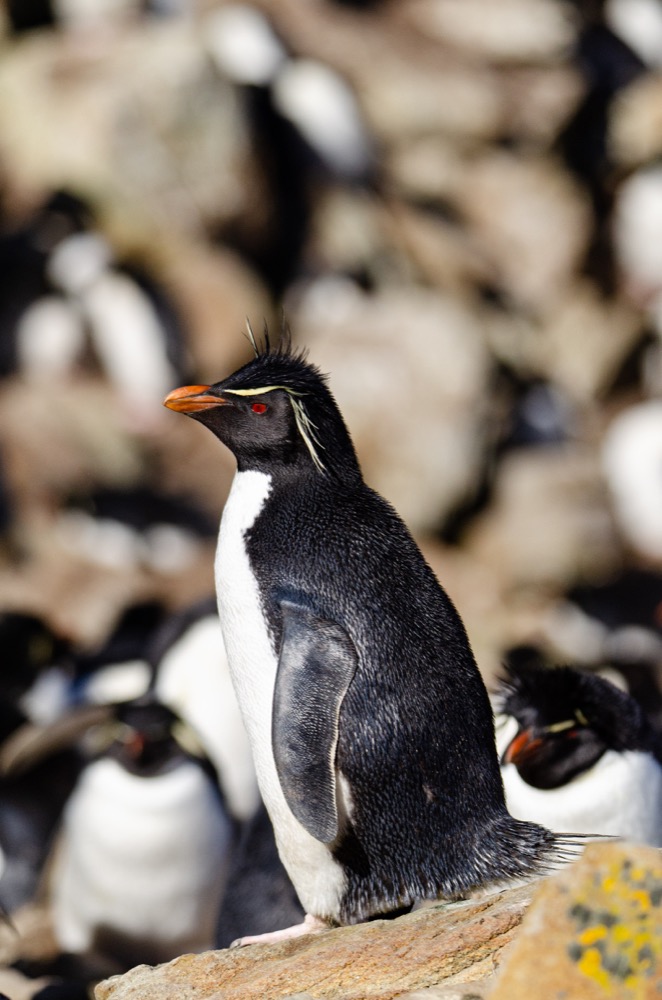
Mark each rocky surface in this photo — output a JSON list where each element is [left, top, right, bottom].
[[0, 2, 661, 998], [94, 843, 662, 1000], [95, 883, 530, 1000], [491, 841, 662, 1000]]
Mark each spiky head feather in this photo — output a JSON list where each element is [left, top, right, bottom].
[[214, 327, 360, 480]]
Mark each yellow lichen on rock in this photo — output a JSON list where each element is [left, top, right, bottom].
[[490, 842, 662, 999]]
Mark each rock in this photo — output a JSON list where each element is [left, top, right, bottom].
[[540, 281, 644, 402], [404, 0, 578, 64], [95, 882, 536, 1000], [290, 283, 491, 534], [95, 844, 662, 1000], [152, 237, 272, 385], [489, 842, 662, 998], [610, 72, 662, 168], [464, 446, 619, 590], [0, 20, 249, 235], [359, 57, 503, 144], [497, 65, 584, 144], [397, 985, 495, 1000], [0, 967, 54, 1000], [454, 152, 592, 312]]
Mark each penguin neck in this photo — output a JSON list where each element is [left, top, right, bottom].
[[234, 446, 362, 488]]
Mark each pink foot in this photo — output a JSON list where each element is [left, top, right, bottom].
[[230, 913, 329, 948]]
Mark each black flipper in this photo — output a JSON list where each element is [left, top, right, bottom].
[[272, 599, 358, 844]]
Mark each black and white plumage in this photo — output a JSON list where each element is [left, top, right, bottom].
[[0, 191, 190, 422], [61, 595, 260, 824], [56, 486, 217, 575], [548, 570, 662, 733], [495, 659, 662, 846], [206, 4, 373, 182], [0, 613, 79, 913], [205, 5, 375, 297], [49, 699, 234, 968], [150, 596, 260, 822], [67, 600, 166, 710], [164, 333, 583, 942], [215, 799, 304, 948]]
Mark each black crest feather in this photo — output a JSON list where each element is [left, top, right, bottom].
[[221, 323, 327, 398]]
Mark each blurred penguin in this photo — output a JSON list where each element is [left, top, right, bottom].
[[55, 486, 216, 576], [558, 7, 645, 290], [150, 597, 260, 822], [48, 698, 234, 970], [605, 0, 662, 70], [601, 400, 662, 562], [494, 656, 662, 846], [215, 800, 303, 949], [0, 190, 190, 425], [0, 613, 79, 914], [205, 3, 375, 297]]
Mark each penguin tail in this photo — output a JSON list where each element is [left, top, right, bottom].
[[481, 817, 615, 885], [541, 831, 619, 873]]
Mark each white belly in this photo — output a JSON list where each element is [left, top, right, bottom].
[[215, 469, 346, 919], [156, 614, 260, 822], [502, 749, 662, 846], [51, 758, 232, 960]]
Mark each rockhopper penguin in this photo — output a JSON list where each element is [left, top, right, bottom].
[[164, 332, 583, 944], [495, 659, 662, 846]]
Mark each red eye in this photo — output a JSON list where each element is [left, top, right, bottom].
[[251, 402, 267, 414]]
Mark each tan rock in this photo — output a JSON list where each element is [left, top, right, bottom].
[[404, 0, 578, 64], [465, 446, 619, 590], [94, 844, 662, 1000], [498, 65, 584, 144], [455, 152, 592, 312], [0, 20, 249, 235], [95, 882, 536, 1000], [0, 968, 54, 1000], [540, 280, 644, 402], [290, 284, 491, 534], [610, 73, 662, 168], [489, 842, 662, 999], [360, 58, 504, 143], [153, 238, 272, 386]]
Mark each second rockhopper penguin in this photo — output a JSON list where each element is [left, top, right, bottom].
[[164, 333, 583, 944]]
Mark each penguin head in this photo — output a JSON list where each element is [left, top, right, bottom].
[[496, 659, 657, 789], [104, 701, 193, 777], [164, 329, 359, 479]]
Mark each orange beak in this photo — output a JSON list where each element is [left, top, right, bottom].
[[502, 728, 543, 766], [163, 385, 229, 413]]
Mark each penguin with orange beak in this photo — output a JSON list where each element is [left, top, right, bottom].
[[164, 332, 586, 946]]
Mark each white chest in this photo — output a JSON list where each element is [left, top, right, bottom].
[[156, 615, 259, 821], [214, 470, 346, 918], [502, 749, 662, 846], [51, 758, 233, 958]]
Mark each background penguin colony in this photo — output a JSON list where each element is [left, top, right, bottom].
[[1, 0, 662, 994]]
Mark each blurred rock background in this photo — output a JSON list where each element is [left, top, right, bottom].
[[1, 0, 661, 678], [1, 0, 662, 992]]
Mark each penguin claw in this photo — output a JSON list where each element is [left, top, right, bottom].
[[230, 913, 328, 948]]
